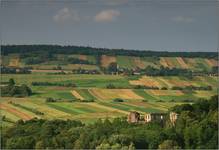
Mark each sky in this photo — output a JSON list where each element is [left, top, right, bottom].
[[1, 0, 218, 52]]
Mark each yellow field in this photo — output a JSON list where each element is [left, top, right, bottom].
[[101, 55, 116, 67], [176, 57, 189, 69], [71, 90, 84, 100], [159, 57, 175, 68], [168, 79, 196, 87], [184, 58, 198, 69], [160, 57, 169, 68], [79, 55, 87, 60], [9, 57, 20, 67], [205, 59, 217, 67], [1, 98, 72, 119], [89, 89, 143, 100], [129, 76, 162, 87], [194, 91, 215, 98], [128, 76, 212, 89], [147, 90, 184, 96], [133, 57, 145, 69]]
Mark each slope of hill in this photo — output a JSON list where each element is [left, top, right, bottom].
[[0, 45, 218, 127]]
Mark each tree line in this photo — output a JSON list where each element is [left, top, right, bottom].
[[31, 82, 76, 87], [1, 66, 31, 74], [2, 45, 217, 59]]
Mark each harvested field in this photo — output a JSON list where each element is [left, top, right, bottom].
[[160, 57, 169, 67], [147, 90, 184, 96], [184, 58, 196, 69], [101, 55, 116, 67], [194, 91, 215, 98], [129, 76, 161, 87], [159, 57, 175, 68], [89, 89, 143, 100], [1, 109, 21, 121], [71, 90, 84, 100], [133, 57, 145, 69], [169, 79, 195, 87], [176, 57, 189, 69], [9, 57, 20, 67], [205, 59, 217, 67], [79, 55, 87, 60], [156, 77, 173, 88], [0, 103, 33, 120]]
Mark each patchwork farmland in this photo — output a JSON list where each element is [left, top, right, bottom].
[[1, 46, 218, 127], [1, 72, 218, 127]]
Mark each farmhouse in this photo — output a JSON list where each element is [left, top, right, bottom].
[[127, 111, 178, 125], [169, 112, 178, 125], [144, 113, 167, 123], [127, 111, 140, 123]]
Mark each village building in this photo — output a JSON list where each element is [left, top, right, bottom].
[[144, 113, 167, 123], [169, 112, 178, 125], [127, 111, 140, 123], [127, 111, 178, 125]]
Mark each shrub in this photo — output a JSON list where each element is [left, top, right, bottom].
[[113, 98, 124, 102], [142, 100, 148, 102], [161, 87, 168, 90], [106, 84, 116, 89], [46, 97, 56, 102]]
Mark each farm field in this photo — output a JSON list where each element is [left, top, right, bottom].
[[129, 75, 218, 89], [1, 51, 218, 128], [1, 54, 217, 71], [1, 72, 218, 127]]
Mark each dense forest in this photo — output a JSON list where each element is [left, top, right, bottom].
[[1, 45, 217, 59], [1, 95, 218, 149]]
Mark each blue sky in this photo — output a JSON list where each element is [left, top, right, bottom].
[[1, 0, 218, 52]]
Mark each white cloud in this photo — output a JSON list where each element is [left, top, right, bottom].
[[53, 8, 80, 23], [171, 16, 194, 23], [94, 9, 120, 22]]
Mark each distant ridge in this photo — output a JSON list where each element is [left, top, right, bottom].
[[1, 45, 217, 59]]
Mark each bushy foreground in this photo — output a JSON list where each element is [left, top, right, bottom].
[[1, 96, 218, 149]]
